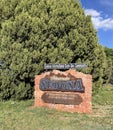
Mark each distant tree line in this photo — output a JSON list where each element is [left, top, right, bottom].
[[0, 0, 112, 100], [104, 47, 113, 84]]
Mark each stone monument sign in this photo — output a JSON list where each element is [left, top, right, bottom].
[[34, 67, 92, 113]]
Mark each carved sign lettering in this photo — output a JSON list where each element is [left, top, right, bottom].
[[40, 78, 84, 92]]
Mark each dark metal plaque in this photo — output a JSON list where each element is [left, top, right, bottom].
[[40, 78, 84, 92]]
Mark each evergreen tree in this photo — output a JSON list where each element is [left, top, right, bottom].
[[0, 0, 107, 100]]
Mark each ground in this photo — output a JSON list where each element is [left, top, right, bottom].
[[0, 85, 113, 130]]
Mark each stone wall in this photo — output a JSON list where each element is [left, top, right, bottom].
[[34, 69, 92, 113]]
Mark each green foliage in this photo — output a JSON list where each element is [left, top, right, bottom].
[[0, 0, 107, 100], [104, 47, 113, 84], [104, 47, 113, 62], [103, 58, 112, 84]]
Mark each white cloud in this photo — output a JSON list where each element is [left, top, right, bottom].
[[85, 9, 113, 30], [85, 9, 100, 17]]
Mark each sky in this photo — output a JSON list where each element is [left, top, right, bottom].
[[80, 0, 113, 48]]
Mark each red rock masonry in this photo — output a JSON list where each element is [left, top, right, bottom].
[[34, 69, 92, 113]]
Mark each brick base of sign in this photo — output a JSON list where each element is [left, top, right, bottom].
[[34, 69, 92, 113]]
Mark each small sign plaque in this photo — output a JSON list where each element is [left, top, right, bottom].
[[44, 63, 87, 70]]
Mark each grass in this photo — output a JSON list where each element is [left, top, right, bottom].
[[0, 85, 113, 130], [93, 84, 113, 105]]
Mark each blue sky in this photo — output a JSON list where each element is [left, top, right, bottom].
[[80, 0, 113, 48]]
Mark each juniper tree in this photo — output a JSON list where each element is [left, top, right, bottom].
[[0, 0, 107, 100]]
